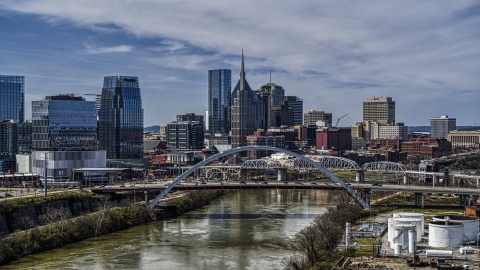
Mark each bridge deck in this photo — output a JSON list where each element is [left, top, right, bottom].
[[90, 183, 480, 196]]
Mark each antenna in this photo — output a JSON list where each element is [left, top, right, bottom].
[[270, 70, 271, 83]]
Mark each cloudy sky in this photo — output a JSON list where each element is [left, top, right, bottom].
[[0, 1, 479, 127]]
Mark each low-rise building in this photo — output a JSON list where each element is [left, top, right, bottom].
[[447, 130, 480, 149]]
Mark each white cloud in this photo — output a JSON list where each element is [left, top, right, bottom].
[[0, 0, 479, 126], [84, 44, 133, 54]]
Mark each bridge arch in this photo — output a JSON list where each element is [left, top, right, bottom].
[[361, 161, 406, 173], [148, 146, 369, 209]]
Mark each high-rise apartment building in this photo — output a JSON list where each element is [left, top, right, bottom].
[[304, 110, 332, 126], [284, 96, 303, 125], [208, 69, 231, 134], [431, 115, 456, 138], [378, 123, 408, 139], [32, 94, 105, 181], [99, 76, 144, 159], [0, 75, 24, 122], [231, 52, 254, 148], [363, 97, 395, 125]]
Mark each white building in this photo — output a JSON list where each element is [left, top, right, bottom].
[[378, 124, 408, 139]]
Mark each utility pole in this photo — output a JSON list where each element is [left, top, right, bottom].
[[44, 152, 48, 197]]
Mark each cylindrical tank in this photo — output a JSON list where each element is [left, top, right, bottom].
[[388, 218, 421, 243], [433, 215, 479, 242], [394, 243, 402, 256], [429, 221, 464, 248], [390, 224, 414, 249], [393, 212, 425, 235], [408, 229, 416, 254], [425, 249, 454, 257]]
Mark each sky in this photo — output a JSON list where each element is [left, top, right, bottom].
[[0, 1, 479, 127]]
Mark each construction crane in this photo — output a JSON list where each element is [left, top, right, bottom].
[[334, 114, 348, 127]]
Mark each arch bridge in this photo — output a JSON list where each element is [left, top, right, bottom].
[[148, 146, 369, 209]]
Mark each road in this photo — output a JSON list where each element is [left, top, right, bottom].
[[90, 181, 480, 196]]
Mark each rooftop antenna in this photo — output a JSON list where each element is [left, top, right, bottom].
[[270, 70, 271, 83]]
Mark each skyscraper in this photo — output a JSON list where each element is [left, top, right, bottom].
[[431, 115, 456, 138], [260, 82, 285, 106], [32, 94, 97, 151], [208, 69, 231, 134], [304, 109, 332, 126], [231, 52, 254, 148], [362, 97, 395, 125], [99, 76, 144, 159], [0, 75, 24, 122], [284, 96, 303, 125], [31, 94, 105, 181]]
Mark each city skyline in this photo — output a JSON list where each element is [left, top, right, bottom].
[[0, 1, 479, 126]]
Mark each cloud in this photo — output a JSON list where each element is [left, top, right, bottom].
[[84, 43, 133, 54], [0, 0, 479, 126]]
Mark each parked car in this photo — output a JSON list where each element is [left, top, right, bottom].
[[262, 181, 268, 184], [240, 181, 246, 184], [295, 181, 304, 185], [5, 193, 13, 197], [283, 181, 289, 185], [310, 182, 317, 185]]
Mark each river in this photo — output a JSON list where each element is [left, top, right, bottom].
[[3, 189, 334, 270]]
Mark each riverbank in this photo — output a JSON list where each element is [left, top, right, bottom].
[[0, 189, 233, 266]]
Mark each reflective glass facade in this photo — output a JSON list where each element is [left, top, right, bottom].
[[32, 95, 97, 151], [99, 76, 144, 159], [208, 69, 231, 134], [0, 75, 24, 122]]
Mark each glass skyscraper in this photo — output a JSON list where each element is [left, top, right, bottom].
[[208, 69, 231, 134], [32, 94, 97, 151], [99, 76, 144, 159], [0, 75, 24, 122]]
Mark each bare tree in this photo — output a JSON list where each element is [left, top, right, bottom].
[[93, 195, 115, 236]]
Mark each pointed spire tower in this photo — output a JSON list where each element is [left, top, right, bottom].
[[231, 50, 254, 149]]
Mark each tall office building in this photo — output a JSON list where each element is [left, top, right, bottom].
[[31, 94, 105, 181], [431, 115, 456, 138], [304, 110, 332, 126], [0, 75, 24, 122], [208, 69, 231, 134], [260, 82, 285, 106], [176, 113, 204, 123], [284, 96, 303, 126], [32, 94, 97, 151], [362, 97, 395, 125], [231, 52, 254, 148], [271, 105, 294, 128], [99, 76, 144, 159], [0, 120, 32, 172], [167, 121, 204, 150]]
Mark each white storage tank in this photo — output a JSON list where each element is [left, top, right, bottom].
[[408, 229, 416, 255], [393, 212, 425, 235], [394, 243, 402, 256], [388, 218, 422, 243], [433, 215, 479, 242], [390, 224, 414, 249], [429, 221, 464, 248], [425, 249, 454, 257]]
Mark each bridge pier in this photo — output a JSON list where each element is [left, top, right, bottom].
[[477, 179, 479, 189], [459, 195, 472, 207], [355, 170, 365, 182], [403, 175, 408, 185], [433, 175, 438, 187], [452, 176, 456, 187], [144, 191, 148, 206], [414, 193, 424, 208], [277, 169, 286, 182]]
